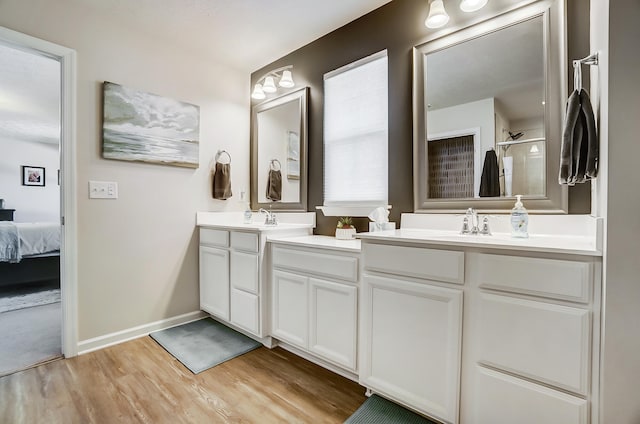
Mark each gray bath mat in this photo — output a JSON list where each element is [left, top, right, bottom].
[[345, 395, 437, 424], [150, 317, 261, 374]]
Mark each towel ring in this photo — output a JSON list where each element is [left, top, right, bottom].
[[270, 159, 282, 171], [215, 150, 231, 164]]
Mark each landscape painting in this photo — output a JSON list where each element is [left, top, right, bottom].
[[102, 82, 200, 168]]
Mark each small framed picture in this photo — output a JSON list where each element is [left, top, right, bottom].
[[21, 166, 45, 187]]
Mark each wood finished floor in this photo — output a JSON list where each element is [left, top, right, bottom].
[[0, 336, 366, 423]]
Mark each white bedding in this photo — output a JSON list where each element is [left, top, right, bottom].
[[16, 223, 61, 257], [0, 222, 61, 262]]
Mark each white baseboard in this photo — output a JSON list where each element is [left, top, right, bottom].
[[77, 310, 207, 355]]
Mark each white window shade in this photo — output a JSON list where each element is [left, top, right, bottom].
[[323, 51, 388, 212]]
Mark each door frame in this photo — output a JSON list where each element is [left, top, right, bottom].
[[0, 26, 78, 356]]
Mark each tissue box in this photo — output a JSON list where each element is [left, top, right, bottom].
[[369, 222, 396, 232]]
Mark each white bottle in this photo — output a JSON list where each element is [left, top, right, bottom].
[[510, 194, 529, 238], [241, 190, 252, 224]]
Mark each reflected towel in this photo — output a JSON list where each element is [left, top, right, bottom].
[[266, 169, 282, 201], [212, 162, 232, 200], [560, 88, 598, 184], [479, 149, 500, 197]]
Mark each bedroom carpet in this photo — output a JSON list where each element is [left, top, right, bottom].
[[0, 288, 60, 313], [345, 395, 437, 424], [0, 301, 62, 376], [150, 317, 261, 374]]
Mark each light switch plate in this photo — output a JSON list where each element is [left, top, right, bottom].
[[89, 180, 118, 199]]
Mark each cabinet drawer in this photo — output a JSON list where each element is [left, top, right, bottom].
[[472, 367, 587, 424], [474, 253, 592, 303], [230, 289, 259, 335], [363, 243, 464, 284], [272, 246, 358, 282], [200, 228, 229, 247], [231, 231, 259, 253], [476, 292, 590, 395]]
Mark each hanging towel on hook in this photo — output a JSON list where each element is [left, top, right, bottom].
[[559, 88, 598, 184], [212, 153, 232, 200], [479, 149, 500, 197], [266, 160, 282, 201]]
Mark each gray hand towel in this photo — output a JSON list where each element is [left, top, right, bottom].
[[560, 90, 581, 185], [266, 169, 282, 201], [212, 162, 232, 200]]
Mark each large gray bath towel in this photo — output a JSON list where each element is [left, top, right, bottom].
[[560, 88, 598, 185]]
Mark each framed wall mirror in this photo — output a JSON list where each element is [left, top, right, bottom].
[[413, 1, 567, 213], [251, 87, 308, 211]]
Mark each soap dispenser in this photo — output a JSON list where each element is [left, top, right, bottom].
[[241, 190, 252, 224], [510, 194, 529, 238]]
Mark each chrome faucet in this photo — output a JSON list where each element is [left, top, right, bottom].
[[461, 208, 479, 235], [259, 207, 277, 226], [460, 208, 491, 235]]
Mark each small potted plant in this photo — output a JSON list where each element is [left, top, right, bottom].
[[335, 216, 356, 240]]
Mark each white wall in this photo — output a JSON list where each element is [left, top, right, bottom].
[[0, 0, 250, 341], [428, 97, 496, 154], [0, 138, 60, 222], [597, 1, 640, 423]]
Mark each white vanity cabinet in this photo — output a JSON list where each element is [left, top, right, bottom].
[[199, 224, 311, 341], [358, 230, 602, 424], [460, 252, 601, 424], [360, 243, 464, 424], [270, 241, 359, 372]]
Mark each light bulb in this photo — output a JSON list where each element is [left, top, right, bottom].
[[251, 83, 265, 100], [262, 76, 277, 93], [460, 0, 488, 13], [425, 0, 449, 29], [279, 70, 295, 88]]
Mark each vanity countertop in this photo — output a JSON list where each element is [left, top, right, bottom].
[[196, 211, 315, 232], [357, 229, 601, 257], [268, 235, 361, 252]]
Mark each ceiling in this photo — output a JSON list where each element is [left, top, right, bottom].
[[0, 0, 391, 146], [71, 0, 392, 72]]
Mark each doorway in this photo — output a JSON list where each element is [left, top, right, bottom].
[[0, 26, 77, 371]]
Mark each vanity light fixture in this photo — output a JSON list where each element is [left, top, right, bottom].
[[425, 0, 450, 29], [459, 0, 489, 13], [251, 65, 295, 100]]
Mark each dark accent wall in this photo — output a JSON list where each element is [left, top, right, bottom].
[[251, 0, 590, 236]]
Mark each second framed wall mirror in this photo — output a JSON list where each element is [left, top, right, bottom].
[[250, 87, 308, 211]]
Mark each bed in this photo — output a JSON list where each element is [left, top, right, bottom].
[[0, 222, 61, 287]]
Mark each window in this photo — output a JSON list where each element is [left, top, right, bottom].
[[322, 50, 388, 215]]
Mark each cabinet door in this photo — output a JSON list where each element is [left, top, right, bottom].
[[199, 246, 230, 320], [230, 288, 259, 335], [272, 270, 308, 349], [309, 278, 357, 371], [360, 274, 463, 424], [230, 250, 259, 294]]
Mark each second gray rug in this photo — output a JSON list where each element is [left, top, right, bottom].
[[150, 317, 261, 374]]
